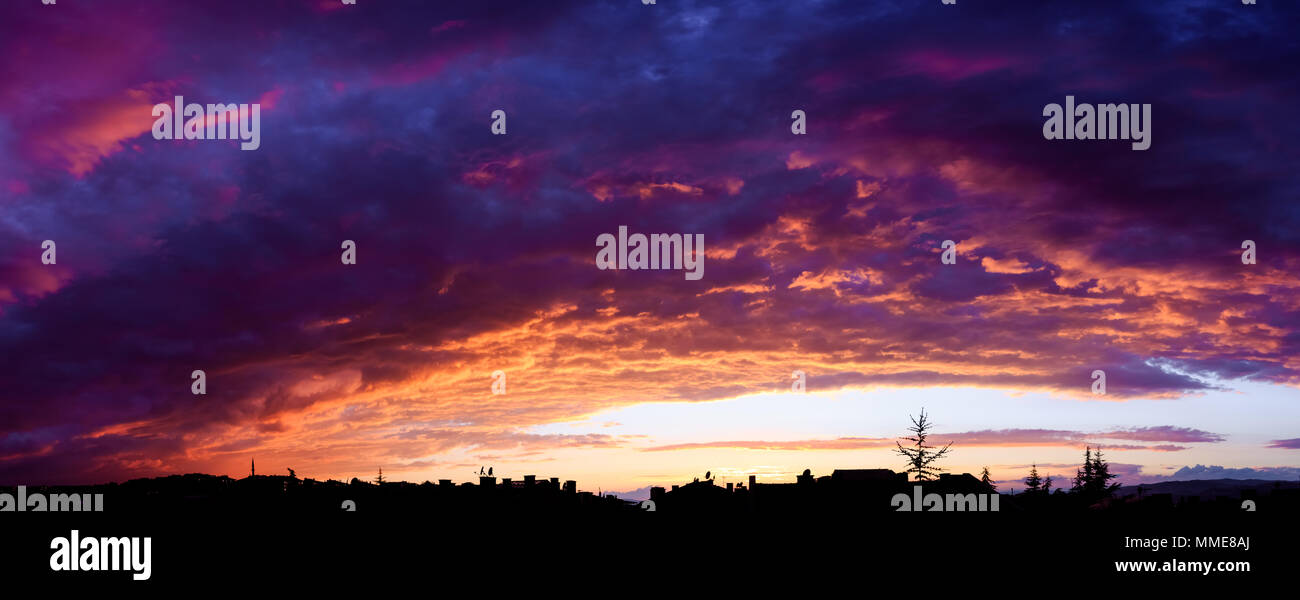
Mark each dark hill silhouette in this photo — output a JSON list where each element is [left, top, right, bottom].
[[1117, 478, 1300, 501]]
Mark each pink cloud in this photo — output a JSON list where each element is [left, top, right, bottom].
[[640, 427, 1221, 452]]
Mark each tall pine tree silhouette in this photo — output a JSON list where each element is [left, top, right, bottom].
[[893, 408, 952, 481], [1089, 447, 1119, 498], [1024, 464, 1042, 494], [1072, 447, 1094, 492], [979, 466, 996, 491], [1069, 446, 1120, 502]]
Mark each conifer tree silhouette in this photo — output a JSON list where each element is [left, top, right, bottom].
[[1072, 447, 1094, 492], [1089, 447, 1120, 498], [893, 408, 952, 481], [1024, 464, 1042, 493], [1070, 446, 1120, 501], [979, 466, 996, 491]]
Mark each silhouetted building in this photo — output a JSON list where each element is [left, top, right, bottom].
[[831, 469, 906, 484]]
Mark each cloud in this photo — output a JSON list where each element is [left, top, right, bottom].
[[0, 0, 1297, 484], [641, 426, 1222, 452]]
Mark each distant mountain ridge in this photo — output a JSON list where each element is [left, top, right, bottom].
[[1117, 478, 1300, 500]]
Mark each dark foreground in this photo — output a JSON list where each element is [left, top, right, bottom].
[[1, 486, 1283, 590]]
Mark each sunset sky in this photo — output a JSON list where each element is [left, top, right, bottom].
[[1, 0, 1297, 495]]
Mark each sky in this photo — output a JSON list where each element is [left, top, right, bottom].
[[1, 0, 1297, 494]]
